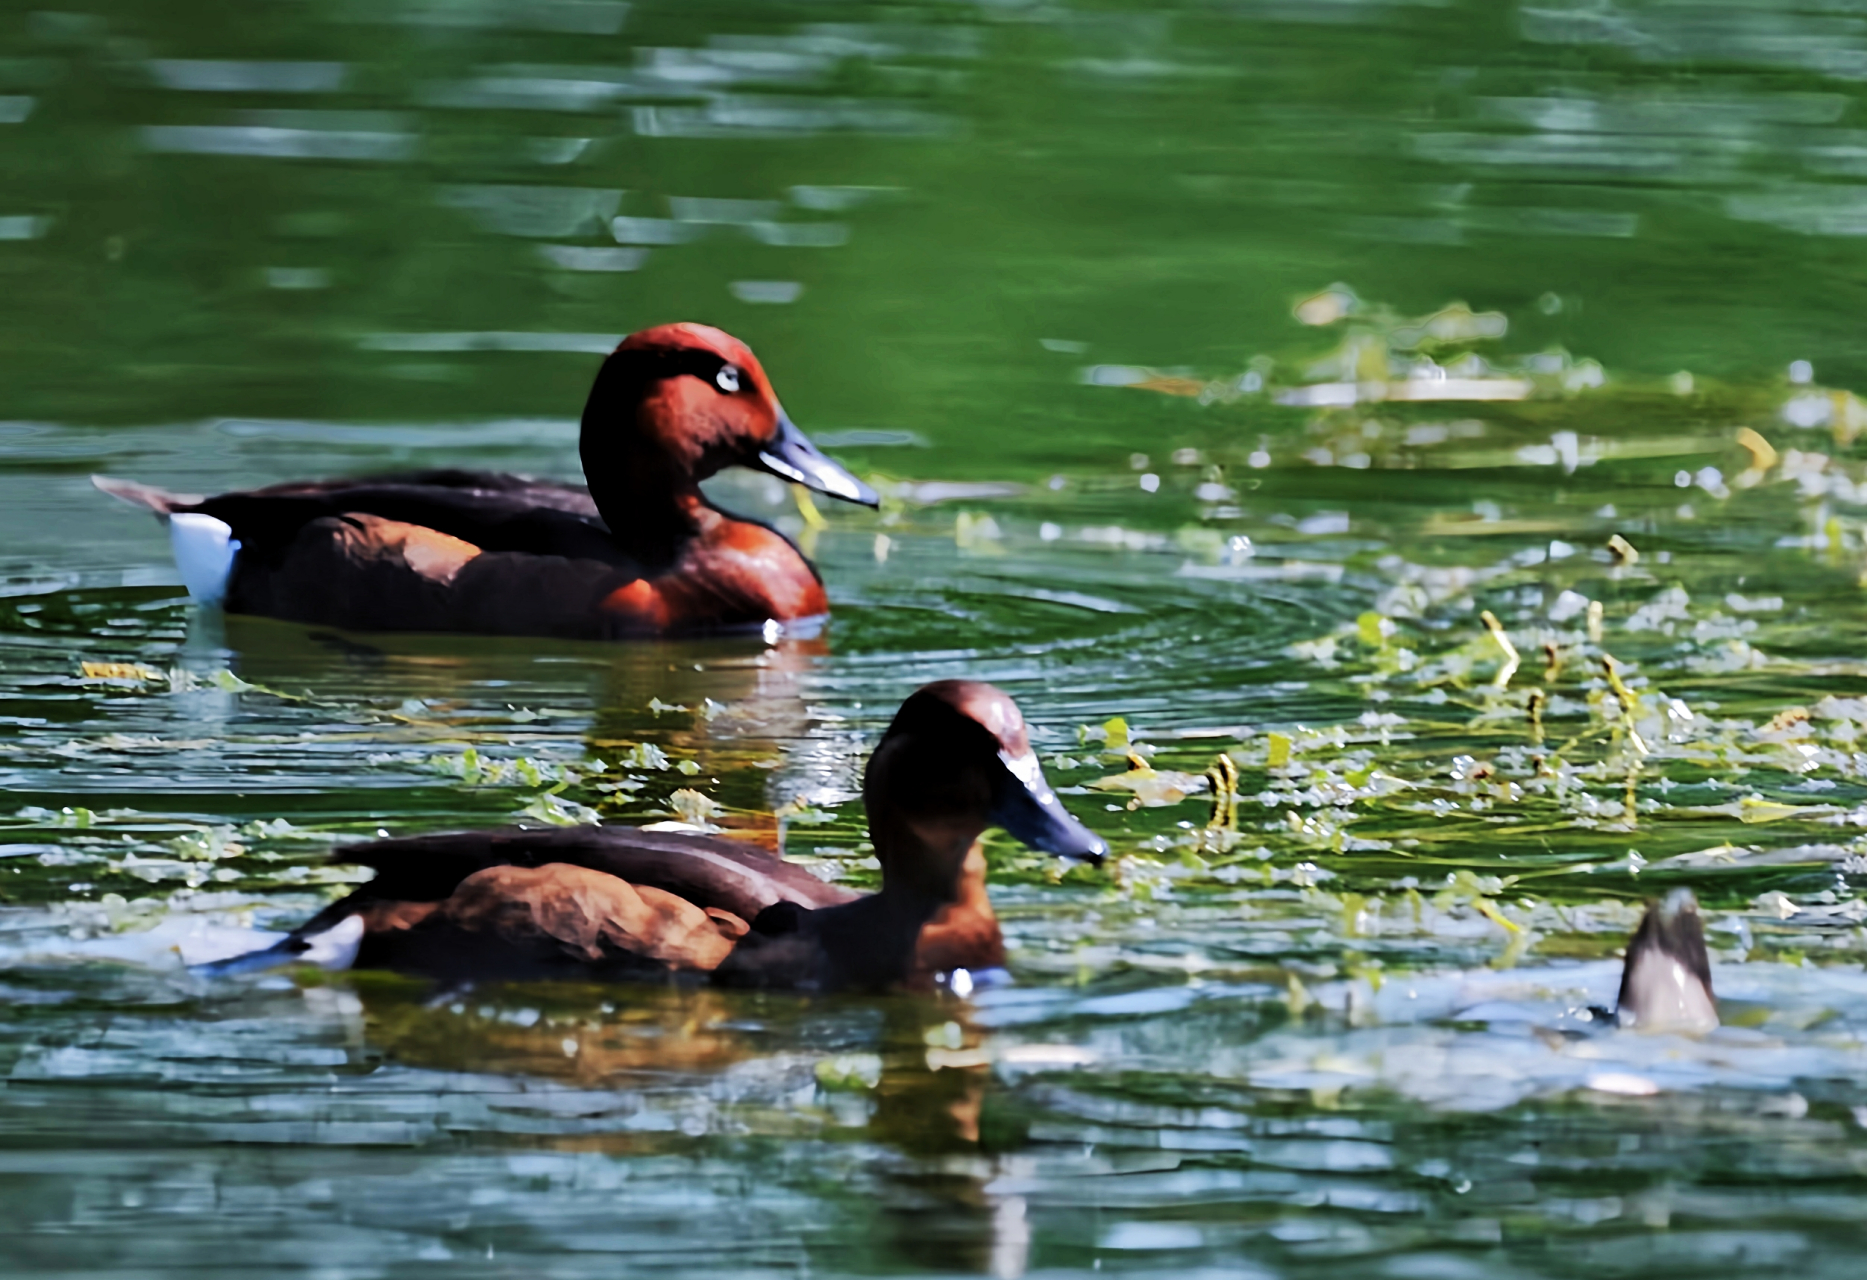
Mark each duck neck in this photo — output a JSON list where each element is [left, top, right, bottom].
[[806, 881, 951, 992], [583, 457, 715, 570], [942, 841, 995, 923], [815, 809, 995, 990], [580, 358, 727, 570], [872, 819, 983, 914]]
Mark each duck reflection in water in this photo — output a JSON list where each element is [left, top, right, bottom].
[[201, 609, 834, 848], [350, 985, 1039, 1277]]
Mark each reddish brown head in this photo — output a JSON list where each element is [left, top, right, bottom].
[[580, 323, 876, 537], [863, 680, 1105, 901]]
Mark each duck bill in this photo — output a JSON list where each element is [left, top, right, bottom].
[[992, 750, 1107, 865], [756, 413, 880, 508]]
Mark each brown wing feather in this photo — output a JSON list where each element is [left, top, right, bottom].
[[440, 864, 743, 970], [195, 472, 625, 567], [227, 513, 481, 633], [240, 469, 596, 515], [222, 512, 812, 639], [225, 513, 654, 638], [288, 824, 855, 959]]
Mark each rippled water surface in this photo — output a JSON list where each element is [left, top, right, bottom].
[[10, 0, 1867, 1274]]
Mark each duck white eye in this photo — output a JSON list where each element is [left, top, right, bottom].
[[715, 365, 741, 393]]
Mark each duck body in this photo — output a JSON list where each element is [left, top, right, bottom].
[[95, 324, 878, 638], [280, 825, 861, 986], [230, 681, 1107, 993], [143, 468, 828, 640]]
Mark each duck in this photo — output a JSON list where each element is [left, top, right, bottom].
[[1612, 887, 1718, 1034], [93, 323, 879, 639], [217, 680, 1107, 992]]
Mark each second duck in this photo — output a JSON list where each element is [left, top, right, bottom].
[[223, 680, 1106, 993]]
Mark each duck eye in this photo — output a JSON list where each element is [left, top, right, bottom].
[[715, 365, 741, 394]]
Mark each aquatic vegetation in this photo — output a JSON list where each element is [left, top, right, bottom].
[[1086, 756, 1208, 808], [665, 787, 724, 829]]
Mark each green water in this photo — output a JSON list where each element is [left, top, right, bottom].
[[8, 0, 1867, 1274]]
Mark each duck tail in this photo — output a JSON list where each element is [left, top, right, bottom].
[[192, 914, 365, 977], [91, 474, 205, 515], [1615, 888, 1718, 1033], [93, 475, 240, 603]]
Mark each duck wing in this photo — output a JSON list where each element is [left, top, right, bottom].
[[217, 511, 657, 639], [190, 469, 627, 566], [281, 828, 855, 955], [105, 470, 667, 636]]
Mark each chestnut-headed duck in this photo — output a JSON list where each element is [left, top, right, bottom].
[[93, 323, 879, 639], [218, 680, 1106, 992]]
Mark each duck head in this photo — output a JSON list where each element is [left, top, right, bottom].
[[864, 680, 1106, 903], [580, 323, 878, 538]]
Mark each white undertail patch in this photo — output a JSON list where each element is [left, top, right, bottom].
[[297, 914, 365, 971], [167, 512, 241, 604]]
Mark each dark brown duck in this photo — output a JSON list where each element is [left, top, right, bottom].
[[215, 681, 1106, 993]]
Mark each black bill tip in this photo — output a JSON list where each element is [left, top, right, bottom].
[[991, 749, 1107, 866], [757, 414, 880, 508]]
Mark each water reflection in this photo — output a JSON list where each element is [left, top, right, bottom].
[[13, 941, 1867, 1276]]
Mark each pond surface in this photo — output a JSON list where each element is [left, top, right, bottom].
[[8, 0, 1867, 1274]]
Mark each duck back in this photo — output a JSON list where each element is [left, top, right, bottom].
[[273, 826, 858, 985], [309, 825, 856, 926], [200, 470, 624, 563]]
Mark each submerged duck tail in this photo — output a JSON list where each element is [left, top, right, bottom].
[[1615, 887, 1718, 1034]]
